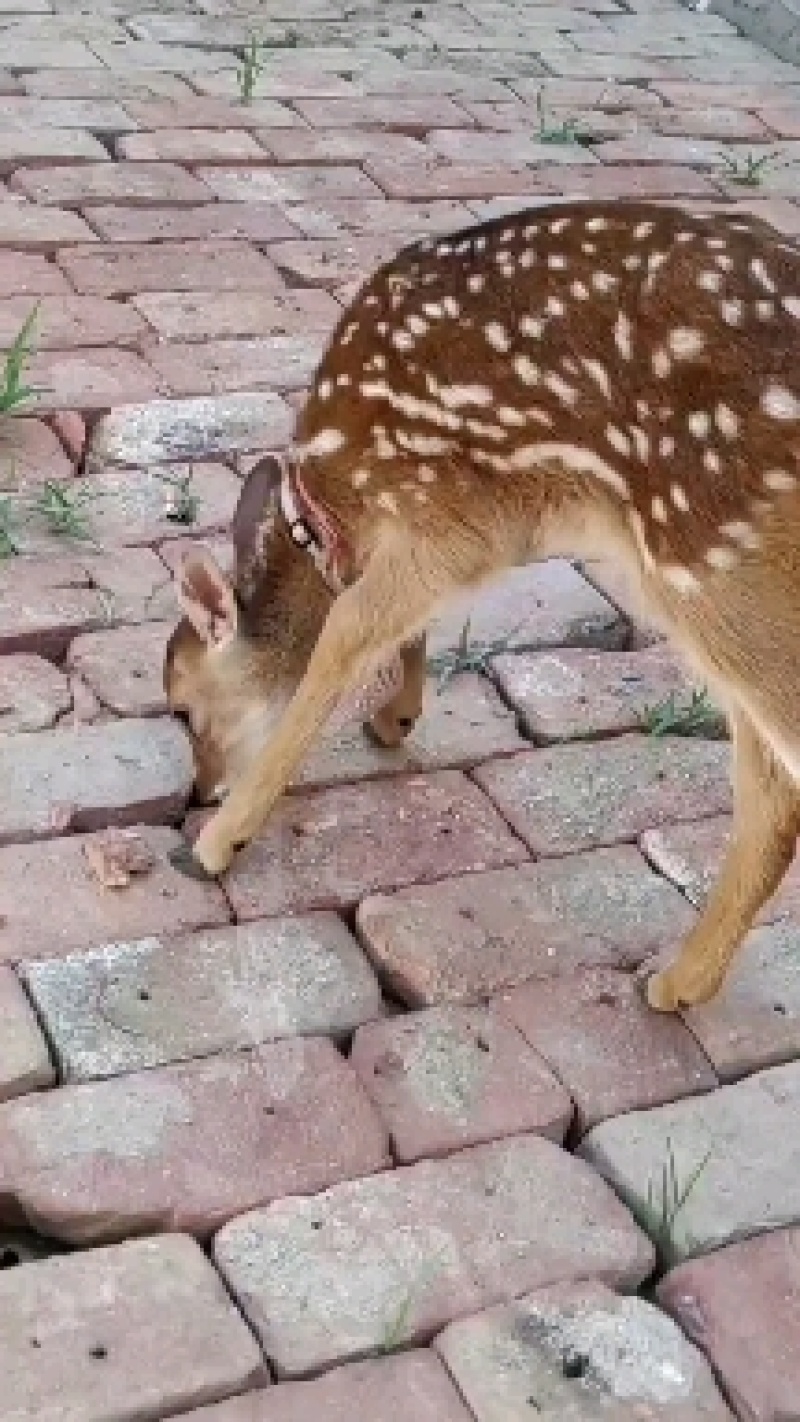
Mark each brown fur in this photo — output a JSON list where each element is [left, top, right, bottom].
[[164, 198, 800, 1011]]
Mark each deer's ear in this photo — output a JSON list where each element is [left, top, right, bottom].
[[177, 550, 238, 648], [233, 454, 284, 591]]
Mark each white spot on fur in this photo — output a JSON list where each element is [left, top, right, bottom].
[[586, 217, 608, 232], [431, 380, 494, 410], [392, 329, 415, 350], [550, 216, 571, 234], [394, 431, 452, 457], [764, 467, 797, 491], [762, 385, 799, 420], [376, 492, 399, 515], [298, 427, 346, 458], [406, 314, 428, 336], [631, 426, 649, 460], [623, 254, 642, 271], [498, 405, 526, 426], [706, 545, 738, 570], [663, 565, 700, 593], [423, 301, 444, 319], [659, 435, 675, 458], [500, 441, 629, 498], [351, 468, 370, 489], [671, 483, 689, 511], [698, 270, 723, 293], [751, 258, 776, 293], [688, 410, 711, 439], [317, 378, 333, 399], [756, 301, 775, 320], [722, 519, 760, 549], [606, 424, 631, 456], [417, 464, 437, 482], [634, 221, 655, 240], [668, 328, 705, 359], [704, 448, 721, 474], [582, 359, 611, 398], [783, 297, 800, 317], [514, 354, 540, 386], [615, 312, 633, 361], [545, 372, 577, 405], [548, 254, 567, 270], [484, 322, 511, 352], [715, 403, 739, 438], [571, 280, 589, 300], [721, 300, 743, 326], [592, 272, 617, 293], [546, 296, 565, 317], [629, 509, 655, 570], [521, 316, 545, 339], [468, 274, 485, 293], [652, 348, 671, 378], [443, 296, 460, 318], [651, 495, 668, 523]]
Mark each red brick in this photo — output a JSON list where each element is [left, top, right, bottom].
[[652, 80, 800, 107], [44, 460, 239, 549], [196, 163, 384, 202], [651, 107, 771, 140], [178, 1353, 473, 1422], [363, 159, 569, 199], [474, 736, 731, 856], [500, 968, 716, 1134], [426, 128, 598, 164], [356, 847, 697, 1006], [149, 334, 323, 397], [641, 815, 800, 921], [0, 251, 70, 296], [293, 96, 473, 130], [0, 96, 135, 131], [134, 286, 339, 341], [0, 653, 70, 732], [118, 128, 267, 163], [561, 164, 719, 199], [0, 1235, 266, 1421], [756, 105, 800, 138], [282, 197, 473, 240], [68, 622, 171, 715], [0, 1037, 389, 1243], [0, 548, 172, 657], [0, 416, 73, 484], [50, 407, 86, 463], [122, 96, 304, 130], [0, 965, 54, 1101], [23, 914, 382, 1082], [27, 346, 164, 414], [593, 134, 731, 165], [214, 1136, 653, 1377], [267, 235, 400, 286], [350, 1005, 572, 1161], [10, 160, 212, 205], [658, 1230, 800, 1420], [90, 392, 293, 467], [83, 202, 302, 244], [578, 556, 663, 647], [256, 127, 427, 165], [492, 644, 708, 743], [0, 202, 96, 250], [0, 129, 108, 173], [0, 293, 145, 349], [58, 239, 284, 296], [509, 77, 667, 110], [0, 825, 229, 965], [23, 70, 196, 100], [0, 716, 191, 845], [213, 771, 529, 921]]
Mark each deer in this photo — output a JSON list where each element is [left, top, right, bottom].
[[164, 197, 800, 1014]]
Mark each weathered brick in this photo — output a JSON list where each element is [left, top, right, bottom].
[[89, 39, 240, 73], [118, 127, 267, 163], [578, 556, 664, 647], [0, 1234, 266, 1421], [58, 238, 283, 296], [267, 235, 400, 287], [257, 128, 427, 165], [0, 1037, 389, 1243], [0, 824, 229, 965], [0, 95, 135, 130], [0, 203, 96, 250], [27, 346, 164, 415], [641, 815, 800, 920], [0, 416, 73, 484], [437, 1282, 734, 1421], [133, 287, 340, 341], [679, 921, 800, 1083], [0, 293, 145, 349], [509, 77, 667, 109], [68, 622, 172, 715], [215, 1135, 652, 1377], [23, 914, 382, 1082], [44, 461, 238, 550], [299, 673, 526, 790], [756, 104, 800, 139], [293, 96, 473, 130], [178, 1353, 472, 1422], [429, 560, 626, 658], [0, 251, 70, 296], [148, 333, 323, 396], [363, 158, 572, 199], [593, 134, 737, 166], [122, 96, 304, 130], [658, 1230, 800, 1421], [282, 197, 472, 240], [350, 1005, 572, 1161], [23, 69, 196, 101], [357, 848, 697, 1006], [651, 106, 771, 140], [426, 127, 599, 164], [492, 644, 706, 743], [0, 548, 172, 658], [197, 163, 384, 202], [10, 160, 212, 205], [581, 1061, 800, 1263], [84, 201, 302, 244], [218, 771, 528, 920], [500, 968, 716, 1134], [89, 392, 294, 466], [0, 128, 108, 173], [0, 965, 54, 1101], [0, 653, 70, 732], [474, 736, 731, 856], [0, 717, 191, 844]]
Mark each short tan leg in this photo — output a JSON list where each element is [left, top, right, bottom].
[[191, 541, 460, 875], [648, 711, 800, 1011], [366, 635, 427, 748]]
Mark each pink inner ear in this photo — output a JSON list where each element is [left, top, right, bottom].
[[330, 651, 406, 730]]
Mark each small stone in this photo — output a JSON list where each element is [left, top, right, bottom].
[[0, 654, 71, 732], [22, 915, 382, 1081], [89, 391, 293, 466], [436, 1281, 733, 1420], [658, 1229, 800, 1421], [0, 1038, 389, 1243], [214, 1135, 652, 1377], [177, 1352, 472, 1422], [357, 847, 697, 1006], [581, 1060, 800, 1264], [0, 718, 192, 845], [82, 827, 156, 889], [0, 825, 229, 965], [0, 965, 54, 1101], [0, 1234, 267, 1421], [350, 1005, 572, 1161], [499, 968, 717, 1134], [474, 735, 731, 856]]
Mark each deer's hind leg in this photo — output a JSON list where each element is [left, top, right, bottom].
[[647, 705, 800, 1012]]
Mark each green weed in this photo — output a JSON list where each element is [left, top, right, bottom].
[[237, 34, 264, 102], [0, 305, 40, 416], [641, 686, 722, 738]]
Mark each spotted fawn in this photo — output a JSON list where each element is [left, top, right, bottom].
[[164, 198, 800, 1012]]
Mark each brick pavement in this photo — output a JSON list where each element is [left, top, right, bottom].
[[0, 0, 798, 1417]]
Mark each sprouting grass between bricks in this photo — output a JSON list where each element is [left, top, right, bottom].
[[535, 88, 582, 145], [32, 480, 100, 542], [641, 686, 724, 738], [639, 1136, 713, 1261], [718, 149, 779, 187], [161, 467, 199, 525], [428, 616, 525, 692], [0, 498, 20, 558], [237, 34, 264, 102], [0, 305, 40, 416]]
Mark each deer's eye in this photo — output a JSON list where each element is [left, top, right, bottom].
[[173, 708, 193, 732]]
